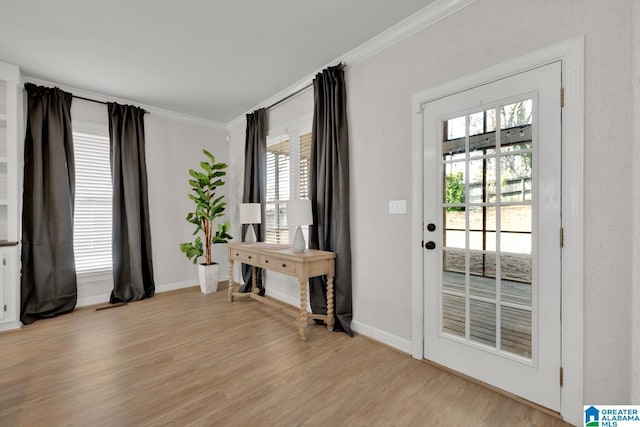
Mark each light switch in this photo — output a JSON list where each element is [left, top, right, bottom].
[[389, 200, 406, 214]]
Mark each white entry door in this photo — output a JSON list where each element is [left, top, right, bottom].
[[422, 62, 561, 410]]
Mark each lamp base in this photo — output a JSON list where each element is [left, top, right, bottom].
[[244, 225, 257, 244], [292, 225, 305, 252]]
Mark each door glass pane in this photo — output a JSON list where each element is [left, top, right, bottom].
[[500, 154, 532, 202], [501, 305, 532, 358], [444, 161, 466, 205], [469, 158, 497, 203], [442, 249, 467, 278], [501, 253, 532, 306], [468, 111, 484, 137], [500, 99, 532, 128], [500, 205, 531, 254], [470, 299, 496, 347], [442, 294, 465, 337], [443, 208, 465, 249], [446, 116, 465, 140], [442, 260, 465, 295], [470, 252, 496, 299], [469, 206, 496, 251]]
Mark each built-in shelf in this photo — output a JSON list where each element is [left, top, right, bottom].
[[0, 200, 8, 205]]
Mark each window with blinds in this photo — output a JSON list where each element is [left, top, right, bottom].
[[265, 130, 312, 244], [299, 132, 312, 199], [72, 131, 113, 275], [266, 139, 290, 243]]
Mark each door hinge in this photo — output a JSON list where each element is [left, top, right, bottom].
[[3, 304, 6, 312], [560, 87, 565, 108], [560, 227, 564, 248], [560, 367, 564, 387]]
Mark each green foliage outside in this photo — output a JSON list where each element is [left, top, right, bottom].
[[180, 149, 232, 265], [446, 171, 465, 211]]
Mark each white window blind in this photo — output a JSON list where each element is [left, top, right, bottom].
[[73, 131, 113, 275], [265, 130, 312, 244], [299, 132, 312, 199], [266, 139, 290, 243]]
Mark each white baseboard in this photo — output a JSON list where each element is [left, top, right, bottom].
[[351, 320, 413, 354], [0, 320, 21, 332], [156, 280, 198, 293], [76, 280, 199, 308], [77, 294, 111, 307]]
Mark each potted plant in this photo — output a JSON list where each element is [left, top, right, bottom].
[[180, 149, 232, 294]]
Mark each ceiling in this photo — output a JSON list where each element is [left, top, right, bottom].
[[0, 0, 436, 123]]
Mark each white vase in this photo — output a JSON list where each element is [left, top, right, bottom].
[[198, 263, 220, 294]]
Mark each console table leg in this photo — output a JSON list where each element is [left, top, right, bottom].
[[228, 258, 234, 302], [251, 266, 258, 294], [299, 279, 309, 341], [327, 274, 335, 332]]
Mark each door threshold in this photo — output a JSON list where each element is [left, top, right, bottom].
[[421, 358, 563, 421]]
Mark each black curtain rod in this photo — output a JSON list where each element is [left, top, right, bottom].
[[265, 82, 313, 111], [264, 62, 345, 111], [73, 95, 149, 114]]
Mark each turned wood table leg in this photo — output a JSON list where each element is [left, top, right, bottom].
[[327, 272, 335, 332], [299, 278, 309, 341], [251, 266, 258, 294], [228, 257, 234, 302]]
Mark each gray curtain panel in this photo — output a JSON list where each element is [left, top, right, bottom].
[[108, 103, 155, 303], [240, 109, 266, 294], [20, 83, 77, 325], [309, 64, 353, 336]]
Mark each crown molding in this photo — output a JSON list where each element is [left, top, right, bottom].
[[226, 0, 477, 129], [22, 75, 228, 130]]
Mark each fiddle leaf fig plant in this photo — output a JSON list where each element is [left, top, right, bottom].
[[180, 149, 232, 265]]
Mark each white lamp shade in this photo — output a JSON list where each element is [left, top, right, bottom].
[[287, 199, 313, 226], [239, 203, 261, 224]]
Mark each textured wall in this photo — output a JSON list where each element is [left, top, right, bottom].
[[632, 0, 640, 405], [230, 0, 634, 407]]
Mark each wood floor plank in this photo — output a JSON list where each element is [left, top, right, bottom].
[[0, 287, 569, 426]]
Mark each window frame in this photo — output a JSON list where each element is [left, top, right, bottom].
[[71, 121, 113, 281], [265, 116, 312, 244]]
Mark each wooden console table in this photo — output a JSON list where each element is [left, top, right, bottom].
[[227, 242, 335, 341]]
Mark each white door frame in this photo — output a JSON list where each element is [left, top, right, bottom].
[[410, 37, 584, 425]]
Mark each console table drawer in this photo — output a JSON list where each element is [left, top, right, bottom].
[[231, 249, 257, 264], [259, 255, 296, 274]]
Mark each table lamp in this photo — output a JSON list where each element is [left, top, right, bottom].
[[287, 199, 313, 252], [239, 203, 261, 244]]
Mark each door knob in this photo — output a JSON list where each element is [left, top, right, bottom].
[[425, 241, 436, 250], [427, 223, 436, 232]]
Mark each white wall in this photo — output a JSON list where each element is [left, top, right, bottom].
[[72, 99, 230, 304], [229, 0, 633, 406], [632, 0, 640, 405]]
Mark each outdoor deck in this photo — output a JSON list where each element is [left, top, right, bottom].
[[441, 271, 532, 358]]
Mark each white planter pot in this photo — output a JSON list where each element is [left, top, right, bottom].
[[198, 263, 220, 294]]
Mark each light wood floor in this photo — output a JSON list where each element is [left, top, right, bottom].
[[0, 287, 570, 426]]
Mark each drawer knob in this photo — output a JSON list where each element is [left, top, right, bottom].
[[282, 264, 287, 268], [235, 252, 239, 256], [265, 260, 269, 263], [248, 256, 252, 259]]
